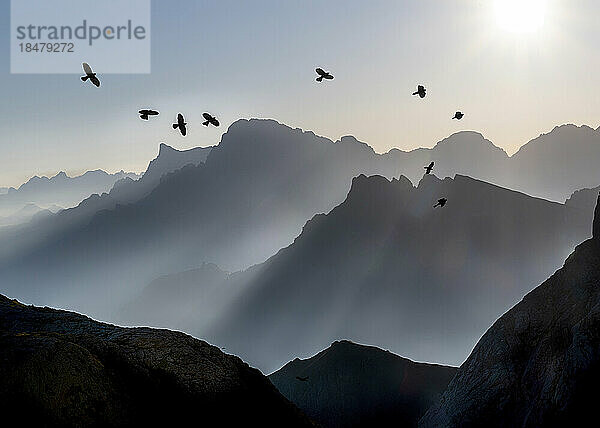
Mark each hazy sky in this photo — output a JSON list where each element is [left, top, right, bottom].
[[1, 0, 599, 187]]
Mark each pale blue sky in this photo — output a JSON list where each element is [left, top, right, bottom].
[[1, 0, 599, 187]]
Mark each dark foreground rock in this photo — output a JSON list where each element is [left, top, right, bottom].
[[420, 194, 600, 427], [0, 295, 315, 427], [270, 340, 456, 428]]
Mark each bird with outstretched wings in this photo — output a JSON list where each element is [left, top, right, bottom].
[[81, 63, 100, 87], [433, 198, 447, 208], [315, 68, 334, 82], [139, 109, 159, 120], [173, 113, 187, 136], [202, 113, 220, 127]]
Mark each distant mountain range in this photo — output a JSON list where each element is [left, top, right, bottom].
[[393, 124, 600, 203], [0, 143, 212, 261], [270, 340, 456, 428], [1, 118, 600, 359], [420, 193, 600, 427], [0, 203, 62, 227], [0, 119, 405, 316], [0, 169, 139, 222], [0, 294, 314, 427]]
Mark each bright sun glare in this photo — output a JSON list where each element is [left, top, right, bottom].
[[495, 0, 547, 33]]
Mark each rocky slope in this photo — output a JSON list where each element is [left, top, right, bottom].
[[0, 295, 314, 427], [419, 193, 600, 427], [270, 340, 456, 428]]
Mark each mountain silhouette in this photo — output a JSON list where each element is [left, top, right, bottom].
[[0, 119, 406, 316], [420, 193, 600, 427], [205, 174, 598, 372], [2, 119, 600, 334], [0, 294, 314, 427], [507, 124, 600, 201], [0, 170, 138, 220], [388, 124, 600, 202], [270, 340, 456, 428], [0, 143, 212, 263], [142, 143, 213, 186], [0, 203, 61, 227]]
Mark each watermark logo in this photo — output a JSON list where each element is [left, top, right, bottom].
[[11, 0, 151, 74]]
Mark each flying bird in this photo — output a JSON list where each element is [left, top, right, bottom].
[[433, 198, 447, 208], [81, 63, 100, 87], [173, 113, 187, 136], [315, 68, 334, 82], [202, 113, 220, 127], [296, 376, 309, 382], [453, 111, 464, 120], [412, 85, 426, 98], [424, 162, 434, 175], [139, 109, 159, 120]]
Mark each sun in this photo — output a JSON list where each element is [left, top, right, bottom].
[[494, 0, 547, 33]]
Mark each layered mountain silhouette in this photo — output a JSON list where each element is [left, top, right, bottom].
[[389, 124, 600, 202], [0, 119, 405, 316], [0, 143, 211, 264], [0, 294, 314, 427], [203, 174, 598, 372], [1, 119, 600, 340], [0, 203, 62, 227], [420, 193, 600, 427], [0, 169, 138, 221], [269, 340, 456, 428]]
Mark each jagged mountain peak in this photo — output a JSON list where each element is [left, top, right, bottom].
[[345, 174, 414, 207], [434, 131, 508, 156], [336, 135, 376, 153], [158, 142, 176, 154], [143, 142, 212, 183], [217, 118, 335, 152], [52, 171, 68, 179], [513, 123, 600, 157], [351, 173, 413, 190]]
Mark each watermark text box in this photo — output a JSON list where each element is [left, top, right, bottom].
[[11, 0, 151, 74]]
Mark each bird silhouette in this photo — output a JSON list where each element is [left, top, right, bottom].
[[433, 198, 447, 208], [424, 161, 434, 174], [81, 63, 100, 87], [139, 109, 159, 120], [315, 68, 334, 82], [412, 85, 426, 98], [296, 376, 309, 382], [453, 111, 464, 120], [202, 113, 220, 127], [173, 113, 187, 136]]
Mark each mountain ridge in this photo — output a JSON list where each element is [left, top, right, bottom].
[[0, 293, 315, 427]]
